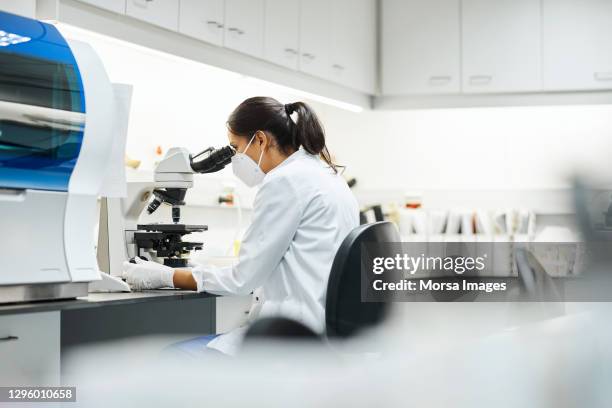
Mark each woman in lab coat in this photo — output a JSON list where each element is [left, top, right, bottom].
[[123, 97, 359, 355]]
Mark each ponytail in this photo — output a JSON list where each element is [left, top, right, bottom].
[[227, 97, 342, 173], [284, 101, 339, 173]]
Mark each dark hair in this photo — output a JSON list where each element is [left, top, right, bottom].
[[227, 96, 339, 172]]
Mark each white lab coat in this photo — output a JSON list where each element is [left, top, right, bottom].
[[191, 149, 359, 355]]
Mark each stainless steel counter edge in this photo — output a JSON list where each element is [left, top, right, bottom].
[[0, 290, 217, 316]]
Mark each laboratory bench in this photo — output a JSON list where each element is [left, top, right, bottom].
[[0, 290, 219, 386]]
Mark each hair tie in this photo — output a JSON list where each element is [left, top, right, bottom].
[[284, 103, 295, 117]]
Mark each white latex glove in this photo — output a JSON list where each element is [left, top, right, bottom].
[[122, 258, 174, 290]]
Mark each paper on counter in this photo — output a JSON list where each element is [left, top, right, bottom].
[[411, 210, 427, 235], [445, 210, 461, 234], [475, 210, 494, 235], [427, 210, 447, 235], [517, 210, 536, 235], [493, 211, 508, 234], [398, 208, 414, 236], [460, 211, 475, 235]]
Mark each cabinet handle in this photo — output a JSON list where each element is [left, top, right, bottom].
[[428, 76, 452, 86], [284, 48, 298, 55], [132, 0, 151, 8], [302, 53, 316, 60], [594, 72, 612, 81], [227, 27, 245, 35], [205, 20, 223, 29], [0, 335, 18, 342], [332, 64, 345, 71], [469, 75, 492, 85]]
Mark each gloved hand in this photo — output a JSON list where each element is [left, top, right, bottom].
[[122, 257, 175, 290]]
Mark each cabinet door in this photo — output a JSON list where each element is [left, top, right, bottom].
[[179, 0, 224, 46], [0, 0, 36, 18], [462, 0, 541, 93], [79, 0, 126, 14], [224, 0, 264, 58], [126, 0, 179, 31], [0, 312, 60, 386], [543, 0, 612, 91], [263, 0, 299, 69], [299, 0, 331, 80], [382, 0, 460, 95], [330, 0, 376, 93]]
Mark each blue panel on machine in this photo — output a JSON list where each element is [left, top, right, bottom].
[[0, 10, 86, 191]]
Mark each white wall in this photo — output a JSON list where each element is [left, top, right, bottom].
[[317, 104, 612, 192]]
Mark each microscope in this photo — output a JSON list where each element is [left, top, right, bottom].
[[97, 145, 235, 285]]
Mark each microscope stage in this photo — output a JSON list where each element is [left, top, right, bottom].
[[137, 224, 208, 233]]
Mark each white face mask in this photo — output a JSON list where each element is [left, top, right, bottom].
[[231, 133, 266, 187]]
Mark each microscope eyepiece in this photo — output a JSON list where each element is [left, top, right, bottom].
[[190, 145, 236, 174]]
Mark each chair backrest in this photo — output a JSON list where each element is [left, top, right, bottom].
[[245, 317, 321, 340], [325, 221, 400, 339]]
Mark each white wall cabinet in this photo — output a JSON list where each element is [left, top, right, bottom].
[[543, 0, 612, 91], [179, 0, 224, 46], [382, 0, 460, 95], [330, 0, 376, 93], [0, 312, 60, 386], [461, 0, 541, 93], [67, 0, 374, 103], [263, 0, 299, 70], [126, 0, 179, 31], [299, 0, 331, 80], [78, 0, 126, 14], [330, 0, 355, 89], [0, 0, 36, 18], [224, 0, 264, 58]]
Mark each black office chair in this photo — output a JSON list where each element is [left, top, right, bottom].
[[325, 221, 400, 339], [243, 222, 399, 344], [245, 317, 321, 340]]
